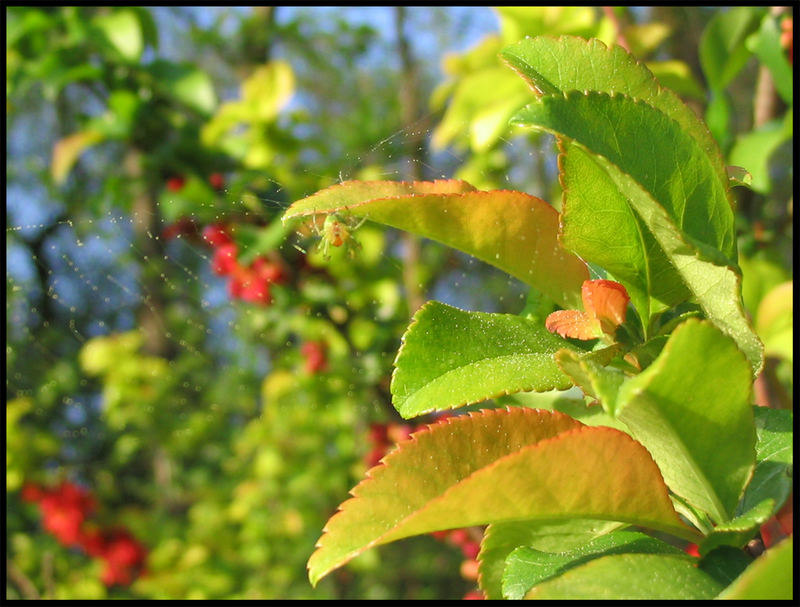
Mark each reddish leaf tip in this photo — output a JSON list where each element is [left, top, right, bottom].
[[545, 279, 629, 340]]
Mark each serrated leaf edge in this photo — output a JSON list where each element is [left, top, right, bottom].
[[309, 415, 698, 584], [390, 300, 576, 419], [499, 34, 731, 209]]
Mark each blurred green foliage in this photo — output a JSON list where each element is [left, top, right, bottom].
[[6, 6, 792, 600]]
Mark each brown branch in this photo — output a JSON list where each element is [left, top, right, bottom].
[[7, 559, 41, 600], [124, 148, 172, 359], [42, 551, 55, 600]]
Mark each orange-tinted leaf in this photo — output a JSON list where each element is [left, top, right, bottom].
[[283, 180, 589, 308], [544, 309, 601, 340], [545, 280, 630, 340], [307, 408, 698, 585], [582, 279, 630, 333]]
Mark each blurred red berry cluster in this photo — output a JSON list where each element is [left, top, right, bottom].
[[203, 223, 288, 305], [363, 421, 414, 469], [22, 481, 96, 546], [21, 481, 147, 587], [165, 172, 225, 193], [363, 416, 483, 599], [430, 526, 483, 599]]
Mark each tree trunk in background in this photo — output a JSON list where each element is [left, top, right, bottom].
[[394, 6, 425, 315], [125, 149, 171, 359]]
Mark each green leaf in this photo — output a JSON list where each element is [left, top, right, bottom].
[[756, 281, 793, 362], [699, 6, 763, 91], [147, 60, 217, 115], [612, 159, 763, 374], [478, 519, 623, 600], [698, 545, 754, 588], [524, 552, 723, 599], [513, 91, 735, 260], [559, 140, 689, 330], [503, 530, 687, 599], [739, 249, 791, 317], [517, 101, 763, 373], [625, 22, 673, 58], [644, 60, 706, 100], [93, 9, 144, 62], [495, 7, 603, 45], [716, 536, 793, 599], [554, 348, 626, 417], [512, 92, 762, 361], [738, 407, 793, 516], [747, 14, 794, 104], [705, 90, 735, 152], [616, 319, 755, 523], [202, 60, 294, 143], [390, 301, 581, 419], [282, 180, 589, 308], [729, 115, 793, 194], [500, 36, 728, 191], [431, 67, 531, 152], [698, 498, 774, 556], [497, 388, 629, 431], [307, 408, 696, 585]]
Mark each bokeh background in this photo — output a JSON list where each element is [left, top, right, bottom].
[[6, 6, 793, 600]]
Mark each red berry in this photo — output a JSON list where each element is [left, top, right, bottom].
[[202, 223, 233, 248], [301, 341, 327, 374], [460, 540, 481, 560], [166, 176, 185, 192], [239, 275, 273, 305], [460, 559, 480, 581], [212, 243, 239, 276], [227, 275, 244, 298], [368, 423, 389, 446], [41, 505, 85, 546], [463, 590, 484, 600], [775, 494, 793, 535], [684, 543, 700, 557], [78, 527, 108, 557], [21, 482, 44, 503], [364, 446, 387, 469], [35, 481, 96, 547], [447, 528, 469, 546], [430, 530, 450, 541], [387, 423, 413, 444], [208, 172, 225, 189], [253, 256, 287, 284], [98, 528, 147, 587]]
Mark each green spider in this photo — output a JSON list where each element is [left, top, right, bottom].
[[311, 213, 368, 259]]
